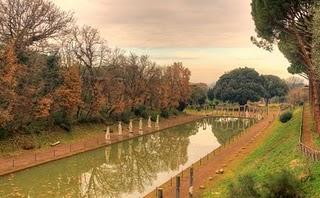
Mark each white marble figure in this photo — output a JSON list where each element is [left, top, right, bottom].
[[155, 115, 160, 129], [129, 119, 133, 133], [105, 126, 111, 141], [147, 116, 152, 128], [139, 118, 143, 135], [118, 122, 122, 135]]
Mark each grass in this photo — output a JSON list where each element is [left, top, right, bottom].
[[202, 108, 320, 198], [0, 123, 109, 157], [304, 104, 320, 149]]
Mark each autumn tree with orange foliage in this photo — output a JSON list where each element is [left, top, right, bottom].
[[0, 0, 193, 136], [0, 44, 18, 129], [54, 66, 82, 123]]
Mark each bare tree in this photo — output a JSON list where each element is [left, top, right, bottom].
[[0, 0, 74, 52], [71, 25, 108, 69], [70, 25, 110, 118], [286, 76, 306, 90]]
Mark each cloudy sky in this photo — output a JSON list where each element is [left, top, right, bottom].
[[54, 0, 290, 84]]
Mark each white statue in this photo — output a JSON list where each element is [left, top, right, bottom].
[[118, 122, 122, 135]]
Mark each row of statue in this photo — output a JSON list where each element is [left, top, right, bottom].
[[105, 115, 160, 141]]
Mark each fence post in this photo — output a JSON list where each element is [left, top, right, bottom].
[[176, 176, 181, 198], [189, 167, 194, 198], [157, 188, 164, 198]]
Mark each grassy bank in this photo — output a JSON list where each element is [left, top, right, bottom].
[[202, 108, 320, 198], [0, 123, 108, 157], [0, 113, 192, 157]]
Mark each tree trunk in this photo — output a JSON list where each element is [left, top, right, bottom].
[[310, 74, 320, 134]]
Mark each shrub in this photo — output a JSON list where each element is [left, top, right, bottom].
[[21, 139, 36, 150], [119, 110, 134, 124], [169, 108, 180, 116], [262, 170, 304, 198], [134, 105, 147, 118], [24, 121, 47, 134], [228, 174, 261, 198], [160, 109, 170, 118], [150, 111, 159, 121], [53, 111, 72, 132], [228, 170, 304, 198], [280, 111, 293, 123], [0, 128, 8, 140]]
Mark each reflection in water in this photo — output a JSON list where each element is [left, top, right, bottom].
[[0, 117, 251, 198]]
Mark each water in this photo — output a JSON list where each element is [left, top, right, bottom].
[[0, 117, 253, 198]]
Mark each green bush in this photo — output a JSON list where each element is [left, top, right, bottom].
[[160, 109, 170, 118], [228, 174, 260, 198], [134, 105, 149, 119], [169, 108, 180, 116], [263, 170, 304, 198], [118, 110, 134, 124], [24, 121, 47, 134], [150, 111, 159, 121], [53, 111, 71, 132], [228, 170, 304, 198], [0, 128, 8, 140], [280, 111, 293, 123]]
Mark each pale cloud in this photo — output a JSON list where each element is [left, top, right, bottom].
[[53, 0, 291, 84]]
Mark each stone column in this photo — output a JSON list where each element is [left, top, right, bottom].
[[139, 118, 143, 135], [118, 122, 122, 135], [148, 116, 152, 128]]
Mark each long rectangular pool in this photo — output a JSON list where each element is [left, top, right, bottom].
[[0, 117, 253, 198]]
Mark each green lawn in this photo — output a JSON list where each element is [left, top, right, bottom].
[[202, 108, 320, 198]]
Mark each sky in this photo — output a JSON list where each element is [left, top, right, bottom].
[[54, 0, 291, 84]]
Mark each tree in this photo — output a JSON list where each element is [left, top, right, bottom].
[[54, 66, 82, 123], [262, 75, 288, 105], [286, 76, 306, 90], [189, 83, 208, 106], [213, 67, 265, 105], [0, 0, 73, 53], [162, 62, 191, 110], [0, 44, 18, 129], [207, 88, 215, 101], [70, 25, 109, 119], [251, 0, 320, 133]]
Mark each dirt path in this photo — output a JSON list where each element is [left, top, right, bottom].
[[302, 104, 316, 149], [0, 114, 205, 176], [145, 111, 278, 198]]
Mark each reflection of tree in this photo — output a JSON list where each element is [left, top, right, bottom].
[[209, 117, 253, 144], [0, 122, 199, 198]]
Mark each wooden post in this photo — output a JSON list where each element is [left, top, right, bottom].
[[157, 188, 164, 198], [189, 167, 194, 198], [176, 176, 181, 198]]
